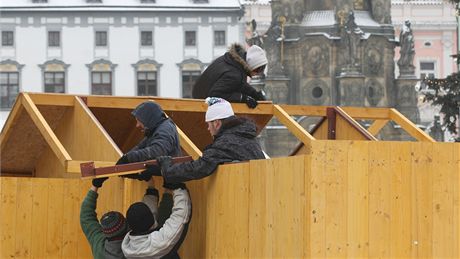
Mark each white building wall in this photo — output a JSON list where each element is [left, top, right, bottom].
[[156, 26, 183, 97]]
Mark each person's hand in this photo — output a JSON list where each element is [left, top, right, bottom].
[[156, 156, 172, 175], [119, 173, 140, 180], [242, 95, 258, 108], [116, 154, 129, 165], [92, 177, 108, 188], [163, 182, 186, 190], [254, 90, 266, 101]]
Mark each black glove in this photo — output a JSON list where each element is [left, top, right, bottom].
[[254, 90, 266, 101], [92, 177, 108, 188], [242, 94, 258, 109], [116, 154, 129, 165], [119, 173, 140, 180], [163, 181, 186, 190], [157, 156, 172, 175]]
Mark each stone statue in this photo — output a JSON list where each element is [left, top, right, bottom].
[[246, 19, 264, 48], [342, 11, 364, 70], [398, 20, 415, 72]]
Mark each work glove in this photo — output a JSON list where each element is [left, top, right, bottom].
[[157, 156, 172, 175], [242, 94, 258, 109], [163, 182, 186, 190], [92, 177, 108, 188], [116, 154, 129, 165], [254, 90, 266, 101]]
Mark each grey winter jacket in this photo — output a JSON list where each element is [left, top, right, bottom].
[[162, 117, 265, 183], [126, 102, 181, 163], [122, 188, 192, 259], [191, 43, 260, 102]]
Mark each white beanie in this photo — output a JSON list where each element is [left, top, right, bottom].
[[246, 45, 268, 71], [205, 97, 235, 122]]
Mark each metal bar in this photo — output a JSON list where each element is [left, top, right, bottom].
[[80, 156, 193, 178]]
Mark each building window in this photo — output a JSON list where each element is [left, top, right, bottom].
[[420, 61, 435, 79], [137, 72, 157, 96], [2, 31, 14, 46], [87, 0, 102, 3], [48, 31, 60, 47], [44, 72, 65, 93], [214, 30, 226, 46], [95, 31, 107, 47], [185, 31, 196, 46], [141, 31, 153, 46], [182, 71, 200, 98], [0, 72, 19, 109], [140, 0, 155, 3], [91, 72, 112, 95], [32, 0, 48, 2], [193, 0, 208, 3]]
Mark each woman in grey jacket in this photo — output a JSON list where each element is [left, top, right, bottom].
[[122, 183, 191, 259]]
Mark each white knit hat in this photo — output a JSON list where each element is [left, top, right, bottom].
[[246, 45, 268, 71], [205, 97, 235, 122]]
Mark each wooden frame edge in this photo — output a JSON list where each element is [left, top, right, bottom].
[[389, 108, 435, 142]]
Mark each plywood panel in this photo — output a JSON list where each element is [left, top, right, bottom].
[[325, 140, 348, 258], [390, 142, 412, 258], [15, 177, 33, 258], [368, 141, 391, 258], [347, 141, 369, 258], [30, 178, 49, 258], [1, 177, 17, 259], [411, 142, 433, 258], [312, 120, 328, 140], [309, 140, 327, 258], [336, 116, 370, 140], [46, 179, 64, 257], [61, 179, 81, 258]]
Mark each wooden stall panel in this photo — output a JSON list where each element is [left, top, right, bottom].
[[368, 141, 392, 258], [335, 116, 371, 141], [389, 142, 412, 258], [347, 141, 369, 258], [61, 179, 82, 258], [30, 178, 50, 258], [15, 178, 33, 258], [411, 142, 434, 258], [0, 177, 18, 258]]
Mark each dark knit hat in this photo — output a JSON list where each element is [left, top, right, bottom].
[[100, 211, 129, 238], [126, 202, 156, 234]]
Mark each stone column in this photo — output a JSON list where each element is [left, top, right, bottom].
[[336, 72, 366, 106]]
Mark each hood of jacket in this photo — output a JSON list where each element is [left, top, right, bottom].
[[225, 43, 252, 77], [104, 239, 125, 259], [215, 117, 257, 140], [132, 101, 167, 137]]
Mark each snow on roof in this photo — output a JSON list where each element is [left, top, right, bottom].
[[392, 0, 444, 5], [302, 10, 380, 28], [0, 0, 242, 11]]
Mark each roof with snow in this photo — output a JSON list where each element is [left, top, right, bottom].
[[392, 0, 444, 5]]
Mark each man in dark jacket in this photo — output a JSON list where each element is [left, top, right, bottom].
[[156, 97, 265, 183], [117, 101, 181, 180], [191, 44, 268, 108]]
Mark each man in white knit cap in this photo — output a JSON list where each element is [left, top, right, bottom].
[[155, 97, 265, 183], [191, 43, 268, 108]]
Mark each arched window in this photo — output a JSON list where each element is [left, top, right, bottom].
[[132, 59, 161, 96], [39, 59, 69, 93], [86, 59, 117, 95], [0, 59, 23, 109], [177, 59, 205, 98]]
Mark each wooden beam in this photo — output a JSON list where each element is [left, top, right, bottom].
[[74, 96, 123, 156], [21, 93, 72, 165], [66, 160, 115, 174], [389, 109, 435, 142], [27, 92, 76, 106], [367, 119, 389, 136], [273, 105, 315, 152], [0, 95, 23, 151], [176, 125, 202, 159], [278, 104, 328, 116], [334, 106, 378, 140], [340, 107, 391, 120]]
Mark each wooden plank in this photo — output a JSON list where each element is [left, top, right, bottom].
[[278, 104, 328, 116], [347, 141, 369, 258], [303, 154, 311, 258], [273, 105, 315, 152], [46, 179, 64, 258], [325, 140, 348, 258], [176, 124, 202, 159], [390, 142, 412, 258], [367, 119, 389, 136], [0, 95, 23, 150], [271, 156, 305, 258], [21, 93, 72, 165], [368, 141, 391, 258], [454, 144, 460, 258], [30, 178, 49, 258], [432, 143, 455, 258], [61, 179, 80, 258], [0, 177, 18, 259], [66, 160, 115, 174], [15, 178, 33, 258], [341, 106, 391, 120], [27, 92, 76, 106], [206, 163, 249, 258], [335, 106, 377, 140], [411, 142, 433, 258], [309, 141, 327, 258], [249, 158, 273, 258], [390, 109, 435, 142]]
